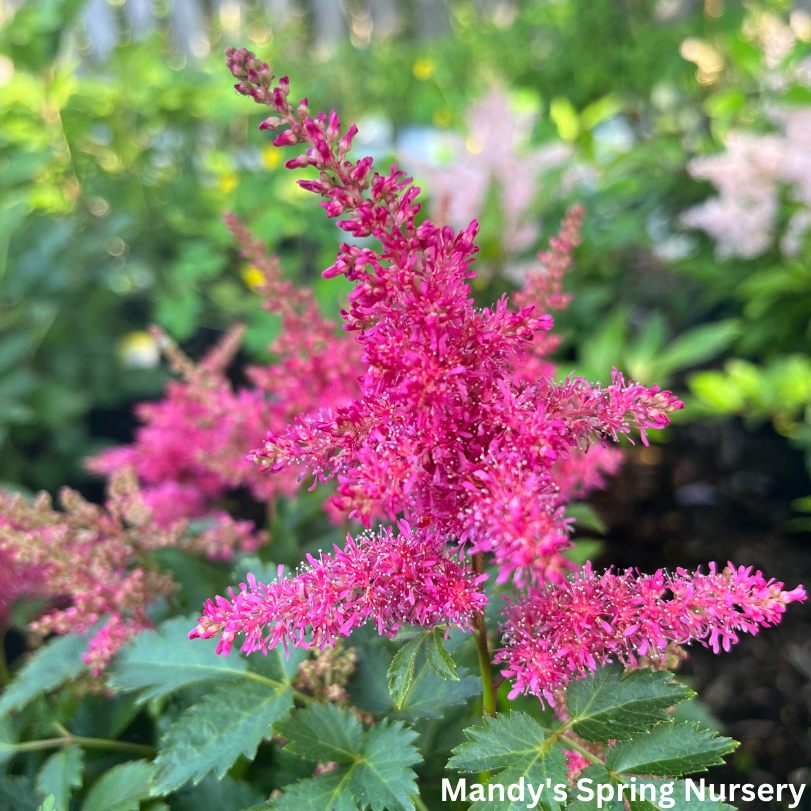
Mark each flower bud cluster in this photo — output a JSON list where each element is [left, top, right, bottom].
[[294, 640, 358, 704]]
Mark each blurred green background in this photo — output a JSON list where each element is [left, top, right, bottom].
[[3, 0, 811, 507]]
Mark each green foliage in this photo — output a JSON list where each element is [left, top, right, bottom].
[[109, 616, 250, 700], [566, 665, 694, 744], [0, 774, 40, 811], [80, 760, 156, 811], [450, 712, 568, 811], [153, 680, 294, 793], [352, 639, 481, 722], [35, 745, 84, 811], [449, 666, 736, 810], [0, 632, 89, 717], [170, 776, 265, 811], [605, 723, 736, 776], [387, 627, 459, 708], [271, 705, 420, 811]]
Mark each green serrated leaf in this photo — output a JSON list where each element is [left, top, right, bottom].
[[567, 764, 624, 810], [36, 746, 84, 811], [274, 703, 364, 765], [355, 643, 480, 722], [388, 634, 425, 708], [0, 715, 18, 765], [567, 768, 733, 810], [38, 796, 57, 811], [398, 655, 479, 721], [628, 778, 735, 810], [567, 665, 693, 743], [171, 776, 266, 811], [605, 722, 737, 777], [80, 760, 156, 811], [0, 774, 40, 811], [426, 629, 459, 681], [271, 710, 419, 811], [449, 712, 568, 811], [0, 633, 89, 717], [270, 770, 357, 811], [348, 720, 419, 811], [153, 679, 293, 793], [109, 616, 248, 701]]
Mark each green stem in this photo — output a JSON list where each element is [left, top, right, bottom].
[[241, 670, 313, 705], [12, 735, 156, 756], [472, 553, 495, 786], [0, 629, 9, 688], [472, 554, 496, 718], [541, 725, 603, 766], [412, 795, 430, 811]]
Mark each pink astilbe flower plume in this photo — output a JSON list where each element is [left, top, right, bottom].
[[225, 48, 682, 588], [496, 563, 806, 707], [0, 469, 263, 674], [189, 521, 487, 655], [188, 49, 803, 703]]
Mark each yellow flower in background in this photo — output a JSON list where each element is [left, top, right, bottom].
[[242, 265, 264, 290], [218, 170, 239, 193], [433, 108, 452, 128], [413, 57, 435, 81], [261, 144, 282, 170], [117, 331, 159, 369]]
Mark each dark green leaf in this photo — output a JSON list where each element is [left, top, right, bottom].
[[171, 776, 266, 811], [0, 715, 18, 765], [0, 774, 40, 811], [425, 629, 459, 681], [567, 665, 693, 743], [36, 746, 84, 811], [354, 644, 479, 722], [387, 634, 425, 708], [270, 770, 357, 811], [271, 709, 419, 811], [627, 778, 734, 810], [605, 723, 737, 776], [0, 633, 89, 717], [153, 680, 293, 793], [348, 720, 420, 811], [247, 644, 308, 684], [80, 760, 156, 811], [567, 765, 624, 811], [109, 616, 248, 701], [274, 703, 364, 765], [449, 712, 568, 811]]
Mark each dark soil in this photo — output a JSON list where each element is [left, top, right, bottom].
[[593, 420, 811, 808]]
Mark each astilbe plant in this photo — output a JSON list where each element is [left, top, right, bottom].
[[191, 46, 803, 721], [0, 48, 808, 811]]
